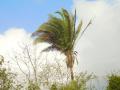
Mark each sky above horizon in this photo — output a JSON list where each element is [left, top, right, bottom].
[[0, 0, 120, 79], [0, 0, 118, 33]]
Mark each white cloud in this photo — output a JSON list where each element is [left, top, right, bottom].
[[0, 29, 32, 70], [73, 0, 120, 75], [0, 28, 29, 55]]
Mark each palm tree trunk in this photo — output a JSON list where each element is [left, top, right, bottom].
[[70, 67, 74, 80], [65, 50, 74, 80]]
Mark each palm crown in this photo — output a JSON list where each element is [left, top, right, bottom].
[[33, 8, 82, 52]]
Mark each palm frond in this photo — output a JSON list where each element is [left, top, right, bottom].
[[76, 20, 83, 39], [79, 20, 92, 39], [42, 45, 63, 52]]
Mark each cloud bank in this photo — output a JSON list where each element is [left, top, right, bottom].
[[0, 29, 66, 73], [73, 0, 120, 75]]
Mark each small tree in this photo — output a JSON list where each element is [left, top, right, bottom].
[[11, 43, 42, 89], [11, 42, 68, 89]]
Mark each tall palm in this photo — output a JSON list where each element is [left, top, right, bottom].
[[32, 8, 91, 80]]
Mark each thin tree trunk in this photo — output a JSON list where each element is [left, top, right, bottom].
[[65, 50, 74, 80], [70, 67, 74, 80]]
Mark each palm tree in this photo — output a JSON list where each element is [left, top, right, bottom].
[[32, 8, 91, 80]]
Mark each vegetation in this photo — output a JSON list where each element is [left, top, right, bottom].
[[0, 54, 96, 90], [107, 73, 120, 90], [0, 49, 120, 90], [0, 56, 14, 90], [27, 80, 40, 90], [32, 8, 91, 80], [50, 72, 95, 90]]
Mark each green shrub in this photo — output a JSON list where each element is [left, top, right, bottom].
[[59, 80, 81, 90], [50, 84, 58, 90], [27, 80, 40, 90], [107, 73, 120, 90], [50, 72, 95, 90], [0, 57, 15, 90]]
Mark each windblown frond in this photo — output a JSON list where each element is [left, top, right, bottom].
[[32, 8, 91, 53], [33, 8, 90, 51], [32, 8, 91, 70]]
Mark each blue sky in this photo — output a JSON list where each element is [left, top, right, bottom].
[[0, 0, 72, 33], [0, 0, 116, 33]]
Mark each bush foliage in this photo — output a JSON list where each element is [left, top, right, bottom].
[[107, 73, 120, 90], [0, 57, 14, 90]]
